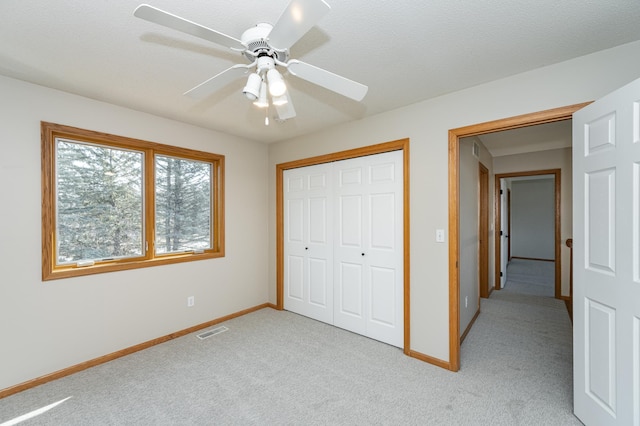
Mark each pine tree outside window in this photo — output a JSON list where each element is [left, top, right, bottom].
[[154, 155, 212, 255]]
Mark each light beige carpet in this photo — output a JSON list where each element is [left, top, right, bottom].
[[1, 293, 577, 425]]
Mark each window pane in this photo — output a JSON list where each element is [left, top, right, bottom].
[[56, 139, 144, 264], [155, 155, 212, 254]]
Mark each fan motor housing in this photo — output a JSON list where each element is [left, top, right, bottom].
[[241, 23, 289, 63]]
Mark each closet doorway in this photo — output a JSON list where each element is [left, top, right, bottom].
[[276, 139, 410, 351], [283, 151, 403, 347]]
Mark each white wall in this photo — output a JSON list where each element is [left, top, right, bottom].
[[458, 137, 494, 333], [494, 148, 572, 297], [0, 76, 270, 390], [268, 40, 640, 363], [459, 138, 479, 332], [3, 40, 640, 389], [510, 179, 555, 259]]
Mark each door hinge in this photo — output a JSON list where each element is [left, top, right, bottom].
[[500, 230, 503, 236], [500, 189, 503, 195], [500, 271, 503, 277]]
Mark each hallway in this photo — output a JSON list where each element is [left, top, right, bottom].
[[503, 258, 555, 298], [459, 257, 577, 423]]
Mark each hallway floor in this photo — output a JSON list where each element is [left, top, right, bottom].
[[503, 258, 555, 298]]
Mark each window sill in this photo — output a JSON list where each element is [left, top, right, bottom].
[[42, 250, 224, 281]]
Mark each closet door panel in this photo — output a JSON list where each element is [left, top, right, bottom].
[[309, 197, 328, 243], [363, 151, 404, 347], [284, 164, 333, 324], [287, 198, 304, 243], [308, 257, 328, 307], [370, 266, 397, 326], [370, 193, 396, 250], [306, 185, 333, 320], [287, 255, 305, 301], [335, 261, 366, 334], [334, 158, 368, 334], [334, 192, 366, 332], [284, 195, 306, 313]]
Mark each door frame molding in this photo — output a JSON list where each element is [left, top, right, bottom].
[[276, 138, 411, 353], [494, 169, 562, 298], [447, 102, 589, 371]]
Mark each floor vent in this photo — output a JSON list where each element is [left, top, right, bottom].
[[197, 326, 228, 340]]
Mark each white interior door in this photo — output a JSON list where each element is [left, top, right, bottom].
[[573, 77, 640, 425], [333, 151, 404, 347], [283, 164, 333, 323]]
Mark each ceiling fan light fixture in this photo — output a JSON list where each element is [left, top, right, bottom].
[[253, 81, 269, 108], [267, 68, 287, 97], [242, 72, 262, 100], [134, 1, 368, 124]]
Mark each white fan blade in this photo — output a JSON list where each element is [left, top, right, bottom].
[[184, 64, 250, 98], [267, 0, 330, 51], [274, 92, 297, 120], [287, 60, 368, 101], [134, 4, 245, 51]]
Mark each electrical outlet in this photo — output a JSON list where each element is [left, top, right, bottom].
[[465, 296, 468, 308], [187, 296, 195, 307]]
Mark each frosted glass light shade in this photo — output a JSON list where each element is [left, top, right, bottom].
[[242, 73, 261, 100], [253, 82, 269, 108]]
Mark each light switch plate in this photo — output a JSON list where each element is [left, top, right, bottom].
[[436, 229, 445, 243]]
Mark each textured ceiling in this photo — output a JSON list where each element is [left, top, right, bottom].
[[478, 120, 573, 158], [2, 0, 640, 143]]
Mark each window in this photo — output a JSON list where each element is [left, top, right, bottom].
[[41, 122, 224, 280]]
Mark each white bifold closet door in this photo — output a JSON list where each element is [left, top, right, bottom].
[[283, 162, 334, 324], [283, 151, 403, 348]]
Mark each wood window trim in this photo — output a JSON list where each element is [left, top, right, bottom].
[[41, 121, 225, 281]]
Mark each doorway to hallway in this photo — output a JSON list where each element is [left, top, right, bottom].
[[494, 169, 561, 299], [447, 102, 588, 371]]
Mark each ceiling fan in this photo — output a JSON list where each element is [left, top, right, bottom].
[[133, 0, 368, 124]]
